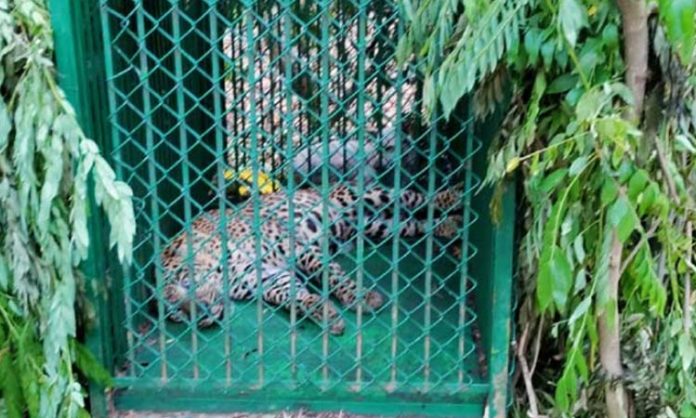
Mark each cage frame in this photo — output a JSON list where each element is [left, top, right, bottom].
[[48, 0, 516, 416]]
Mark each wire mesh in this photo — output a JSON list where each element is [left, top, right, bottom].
[[99, 0, 485, 401]]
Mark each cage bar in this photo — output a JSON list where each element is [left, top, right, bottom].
[[56, 0, 516, 415]]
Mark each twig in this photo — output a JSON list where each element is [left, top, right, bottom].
[[685, 222, 692, 336], [516, 323, 542, 418], [529, 315, 544, 376], [619, 221, 659, 277], [655, 128, 679, 202]]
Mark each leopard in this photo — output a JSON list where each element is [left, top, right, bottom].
[[160, 183, 464, 335]]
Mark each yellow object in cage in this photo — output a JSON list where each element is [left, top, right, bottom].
[[223, 167, 281, 197]]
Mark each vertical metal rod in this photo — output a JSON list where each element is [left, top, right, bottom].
[[208, 1, 233, 386], [99, 0, 135, 378], [299, 0, 312, 181], [458, 109, 475, 386], [234, 25, 243, 168], [222, 26, 232, 168], [227, 26, 241, 169], [319, 0, 331, 384], [339, 1, 348, 167], [423, 103, 439, 394], [336, 2, 346, 138], [255, 8, 267, 174], [135, 0, 168, 382], [375, 4, 385, 165], [171, 2, 199, 380], [243, 1, 265, 387], [281, 0, 298, 381], [354, 0, 368, 390], [389, 4, 406, 389], [271, 7, 281, 175]]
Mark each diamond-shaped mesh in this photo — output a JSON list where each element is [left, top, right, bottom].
[[100, 0, 484, 402]]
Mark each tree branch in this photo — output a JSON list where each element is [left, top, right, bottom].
[[616, 0, 650, 120], [599, 2, 650, 417], [599, 231, 631, 418], [655, 128, 679, 201], [516, 324, 542, 418], [686, 222, 692, 336], [619, 221, 659, 277], [530, 315, 544, 376]]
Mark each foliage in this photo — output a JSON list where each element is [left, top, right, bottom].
[[400, 0, 696, 416], [398, 0, 532, 119], [0, 1, 134, 417]]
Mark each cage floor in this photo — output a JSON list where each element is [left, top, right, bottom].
[[128, 240, 484, 394]]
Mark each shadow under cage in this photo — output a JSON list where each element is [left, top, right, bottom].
[[71, 0, 518, 415]]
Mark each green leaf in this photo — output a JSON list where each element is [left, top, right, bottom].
[[568, 156, 589, 176], [569, 296, 592, 326], [524, 28, 542, 65], [611, 146, 625, 168], [541, 40, 555, 68], [574, 268, 587, 294], [654, 193, 670, 219], [547, 73, 579, 94], [578, 41, 601, 75], [573, 234, 585, 263], [627, 169, 649, 201], [0, 343, 25, 418], [681, 403, 696, 418], [595, 229, 614, 312], [600, 179, 619, 205], [638, 182, 658, 215], [540, 168, 568, 194], [602, 24, 619, 49], [395, 36, 412, 66], [521, 72, 547, 142], [402, 0, 415, 21], [575, 350, 589, 381], [505, 156, 520, 173], [423, 74, 436, 119], [576, 89, 602, 121], [555, 365, 577, 410], [71, 340, 114, 387], [608, 197, 636, 243], [659, 0, 695, 63], [566, 85, 584, 106], [559, 0, 588, 47], [0, 100, 10, 152], [675, 134, 696, 154], [16, 325, 41, 418], [679, 333, 696, 371], [0, 254, 8, 290], [537, 256, 554, 312], [550, 249, 573, 311]]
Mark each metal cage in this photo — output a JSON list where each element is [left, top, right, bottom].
[[49, 0, 515, 416]]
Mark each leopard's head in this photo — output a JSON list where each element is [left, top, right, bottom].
[[163, 269, 222, 320]]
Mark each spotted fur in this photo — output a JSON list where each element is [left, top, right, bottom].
[[160, 184, 464, 335]]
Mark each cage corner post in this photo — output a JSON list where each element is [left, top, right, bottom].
[[48, 0, 113, 416], [485, 180, 516, 418]]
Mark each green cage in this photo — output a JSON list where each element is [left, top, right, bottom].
[[49, 0, 515, 416]]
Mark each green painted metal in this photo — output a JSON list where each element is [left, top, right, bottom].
[[48, 1, 115, 416], [52, 0, 516, 416], [113, 388, 488, 417]]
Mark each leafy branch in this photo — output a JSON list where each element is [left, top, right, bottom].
[[400, 0, 696, 416], [398, 0, 531, 119], [0, 1, 134, 417]]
